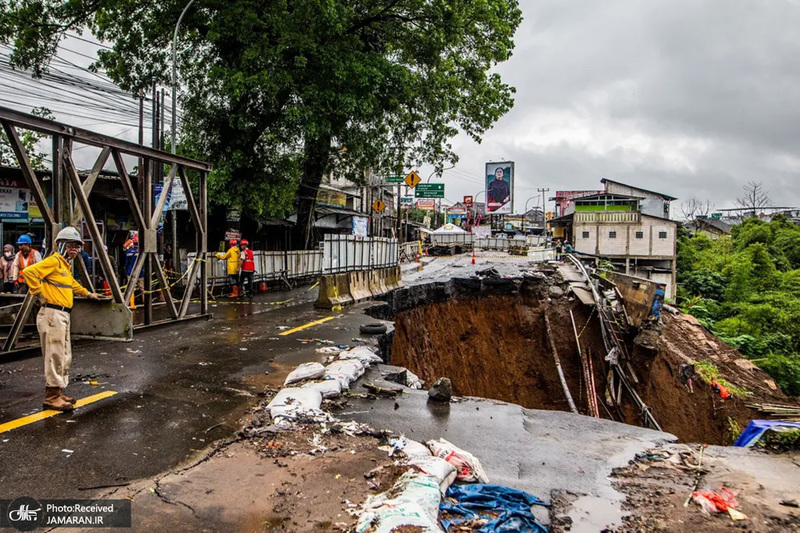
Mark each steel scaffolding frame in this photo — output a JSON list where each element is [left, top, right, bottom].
[[0, 105, 210, 353]]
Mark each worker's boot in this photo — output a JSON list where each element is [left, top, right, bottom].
[[230, 285, 240, 298], [43, 387, 74, 411], [60, 389, 76, 404]]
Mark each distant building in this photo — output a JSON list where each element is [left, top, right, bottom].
[[550, 179, 678, 299], [683, 216, 732, 239]]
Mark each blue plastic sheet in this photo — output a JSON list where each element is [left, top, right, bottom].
[[734, 419, 800, 447], [439, 483, 548, 533]]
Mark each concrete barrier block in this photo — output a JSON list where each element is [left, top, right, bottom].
[[315, 274, 354, 308], [368, 270, 381, 297], [377, 268, 389, 294], [349, 271, 371, 302]]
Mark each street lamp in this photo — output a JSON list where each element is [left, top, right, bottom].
[[523, 196, 539, 234], [171, 0, 196, 155]]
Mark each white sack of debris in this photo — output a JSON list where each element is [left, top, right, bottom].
[[283, 362, 326, 386], [301, 379, 343, 399], [338, 346, 383, 366], [355, 471, 445, 533], [324, 359, 366, 390], [266, 387, 323, 422], [426, 438, 490, 483]]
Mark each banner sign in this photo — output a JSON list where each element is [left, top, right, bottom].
[[485, 162, 514, 215], [400, 196, 414, 209], [0, 178, 31, 220], [416, 199, 435, 211]]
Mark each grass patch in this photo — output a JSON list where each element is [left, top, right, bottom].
[[694, 359, 751, 397]]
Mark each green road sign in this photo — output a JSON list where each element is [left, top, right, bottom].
[[414, 183, 445, 198], [386, 175, 404, 183]]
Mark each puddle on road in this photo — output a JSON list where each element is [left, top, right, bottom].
[[242, 361, 295, 390]]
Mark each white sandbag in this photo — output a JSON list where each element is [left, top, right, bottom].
[[407, 456, 457, 493], [355, 471, 444, 533], [283, 362, 326, 386], [399, 438, 433, 460], [338, 346, 383, 366], [324, 359, 365, 390], [266, 387, 322, 420], [301, 379, 342, 399], [426, 438, 490, 483]]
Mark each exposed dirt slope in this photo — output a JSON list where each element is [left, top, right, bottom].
[[631, 311, 799, 444], [391, 284, 799, 445]]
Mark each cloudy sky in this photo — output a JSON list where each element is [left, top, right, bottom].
[[430, 0, 800, 214], [3, 1, 799, 216]]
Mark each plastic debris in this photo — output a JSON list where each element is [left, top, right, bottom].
[[734, 420, 800, 447], [440, 483, 548, 533], [710, 380, 730, 399], [426, 438, 489, 483], [283, 362, 326, 386], [692, 487, 740, 515]]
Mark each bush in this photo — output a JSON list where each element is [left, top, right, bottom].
[[759, 353, 800, 397]]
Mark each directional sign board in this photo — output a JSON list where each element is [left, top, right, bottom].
[[404, 171, 422, 188], [372, 199, 386, 212], [386, 175, 404, 183], [414, 183, 445, 198]]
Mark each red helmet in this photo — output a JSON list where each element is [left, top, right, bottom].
[[229, 239, 237, 246], [240, 239, 249, 246], [132, 234, 139, 243]]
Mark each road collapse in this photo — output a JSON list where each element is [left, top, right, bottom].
[[367, 258, 799, 445]]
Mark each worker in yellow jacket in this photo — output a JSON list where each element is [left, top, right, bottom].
[[216, 238, 241, 297], [22, 227, 100, 411]]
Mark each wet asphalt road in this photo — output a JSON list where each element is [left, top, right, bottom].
[[0, 284, 384, 499]]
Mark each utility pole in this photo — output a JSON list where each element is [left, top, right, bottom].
[[537, 187, 550, 237]]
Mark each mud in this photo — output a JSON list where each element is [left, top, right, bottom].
[[384, 275, 799, 445]]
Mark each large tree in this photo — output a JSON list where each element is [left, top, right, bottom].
[[1, 0, 522, 247]]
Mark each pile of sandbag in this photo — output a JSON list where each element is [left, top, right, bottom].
[[355, 437, 489, 533], [266, 346, 382, 426]]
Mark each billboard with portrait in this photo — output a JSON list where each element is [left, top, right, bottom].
[[485, 162, 514, 214]]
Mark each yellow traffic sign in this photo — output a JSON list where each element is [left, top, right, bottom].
[[404, 171, 422, 188], [372, 199, 386, 212]]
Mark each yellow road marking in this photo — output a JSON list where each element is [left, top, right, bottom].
[[279, 316, 335, 336], [0, 390, 118, 434]]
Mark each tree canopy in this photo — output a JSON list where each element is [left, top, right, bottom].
[[1, 0, 522, 244], [678, 214, 800, 396]]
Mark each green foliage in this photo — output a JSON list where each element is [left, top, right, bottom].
[[693, 359, 749, 397], [759, 354, 800, 396], [678, 215, 800, 397], [0, 107, 54, 170], [0, 0, 522, 223]]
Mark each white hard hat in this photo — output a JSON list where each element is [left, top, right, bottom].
[[56, 226, 83, 244]]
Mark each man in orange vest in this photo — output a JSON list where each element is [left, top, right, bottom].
[[11, 234, 42, 294], [239, 239, 256, 297], [22, 227, 100, 411]]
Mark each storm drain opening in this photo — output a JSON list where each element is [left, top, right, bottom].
[[372, 275, 793, 446]]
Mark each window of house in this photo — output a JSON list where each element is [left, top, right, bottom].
[[582, 231, 590, 238], [659, 231, 668, 239], [609, 231, 617, 239], [635, 231, 644, 239]]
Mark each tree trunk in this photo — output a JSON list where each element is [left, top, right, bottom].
[[294, 134, 331, 249]]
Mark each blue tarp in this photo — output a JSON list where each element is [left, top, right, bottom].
[[439, 483, 548, 533], [734, 419, 800, 447]]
